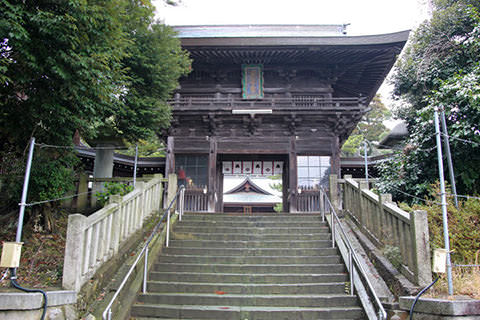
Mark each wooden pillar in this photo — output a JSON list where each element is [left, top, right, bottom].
[[166, 136, 175, 177], [282, 160, 288, 213], [289, 136, 298, 213], [216, 160, 223, 212], [208, 136, 217, 212], [331, 136, 341, 176]]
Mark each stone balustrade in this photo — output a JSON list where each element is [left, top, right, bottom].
[[62, 174, 164, 292], [341, 175, 432, 286]]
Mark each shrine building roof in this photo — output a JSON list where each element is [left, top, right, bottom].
[[173, 25, 410, 102]]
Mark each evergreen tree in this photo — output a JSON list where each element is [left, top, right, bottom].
[[0, 0, 190, 228], [377, 0, 480, 201]]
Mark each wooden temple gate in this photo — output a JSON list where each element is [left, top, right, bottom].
[[165, 25, 408, 213]]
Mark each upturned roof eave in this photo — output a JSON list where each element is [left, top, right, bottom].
[[176, 29, 411, 47]]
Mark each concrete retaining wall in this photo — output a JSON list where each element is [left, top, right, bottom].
[[0, 290, 77, 320]]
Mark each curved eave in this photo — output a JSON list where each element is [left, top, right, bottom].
[[177, 30, 410, 47]]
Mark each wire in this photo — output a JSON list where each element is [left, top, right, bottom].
[[409, 277, 440, 320], [366, 173, 441, 205], [446, 194, 480, 201], [37, 143, 131, 151], [22, 190, 95, 207], [440, 132, 480, 147], [10, 275, 48, 320], [0, 269, 9, 282]]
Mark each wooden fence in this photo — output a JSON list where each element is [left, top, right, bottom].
[[184, 185, 208, 212], [341, 175, 432, 286], [62, 174, 164, 292], [296, 187, 321, 212]]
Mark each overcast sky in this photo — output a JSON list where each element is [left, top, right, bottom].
[[153, 0, 430, 35]]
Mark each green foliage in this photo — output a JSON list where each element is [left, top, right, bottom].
[[342, 94, 391, 156], [273, 203, 283, 213], [119, 135, 166, 157], [410, 184, 480, 264], [379, 0, 480, 200], [0, 0, 190, 228], [342, 134, 364, 157], [95, 182, 134, 207]]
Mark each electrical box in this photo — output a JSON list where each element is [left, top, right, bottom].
[[433, 248, 447, 273], [0, 242, 23, 268]]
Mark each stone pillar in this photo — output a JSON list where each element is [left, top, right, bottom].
[[166, 173, 178, 209], [412, 210, 433, 286], [62, 214, 86, 291], [329, 174, 339, 213], [77, 173, 89, 211], [92, 144, 115, 207]]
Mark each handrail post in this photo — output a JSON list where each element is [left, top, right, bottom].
[[331, 213, 336, 248], [166, 209, 170, 247], [319, 188, 325, 222], [349, 250, 354, 295], [143, 247, 149, 294]]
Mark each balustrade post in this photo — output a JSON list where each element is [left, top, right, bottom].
[[63, 214, 87, 291], [167, 173, 178, 210], [379, 194, 392, 239], [411, 210, 433, 286], [329, 174, 339, 213], [319, 189, 325, 222], [358, 181, 369, 228]]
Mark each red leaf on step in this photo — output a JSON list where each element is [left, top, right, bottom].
[[215, 290, 226, 295], [219, 307, 230, 309]]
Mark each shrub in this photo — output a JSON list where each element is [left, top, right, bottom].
[[411, 184, 480, 264], [95, 182, 134, 207]]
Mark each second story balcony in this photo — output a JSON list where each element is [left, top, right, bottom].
[[170, 95, 368, 115]]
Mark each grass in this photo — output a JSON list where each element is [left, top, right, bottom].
[[426, 267, 480, 299], [0, 210, 68, 289]]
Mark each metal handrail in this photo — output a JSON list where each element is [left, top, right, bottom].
[[102, 185, 185, 320], [321, 188, 387, 320]]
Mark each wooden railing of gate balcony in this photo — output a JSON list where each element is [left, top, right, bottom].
[[184, 185, 208, 212], [170, 96, 366, 111], [341, 175, 432, 286]]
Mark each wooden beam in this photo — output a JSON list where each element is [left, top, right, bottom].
[[289, 136, 298, 213], [208, 136, 217, 212]]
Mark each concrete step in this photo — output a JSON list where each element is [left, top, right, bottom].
[[147, 281, 347, 295], [169, 239, 333, 248], [153, 262, 347, 274], [172, 231, 331, 241], [130, 304, 365, 319], [163, 246, 339, 256], [178, 220, 327, 228], [137, 293, 359, 308], [173, 225, 330, 234], [148, 272, 348, 284], [130, 213, 364, 320], [182, 213, 323, 220], [160, 254, 342, 264]]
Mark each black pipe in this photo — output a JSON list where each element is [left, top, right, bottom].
[[409, 277, 440, 320], [10, 268, 48, 320]]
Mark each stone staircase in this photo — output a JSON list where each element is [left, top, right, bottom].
[[130, 213, 365, 319]]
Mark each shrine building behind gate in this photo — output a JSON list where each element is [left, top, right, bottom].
[[165, 25, 409, 212]]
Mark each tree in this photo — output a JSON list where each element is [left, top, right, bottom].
[[377, 0, 480, 201], [341, 94, 391, 156], [0, 0, 190, 228]]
